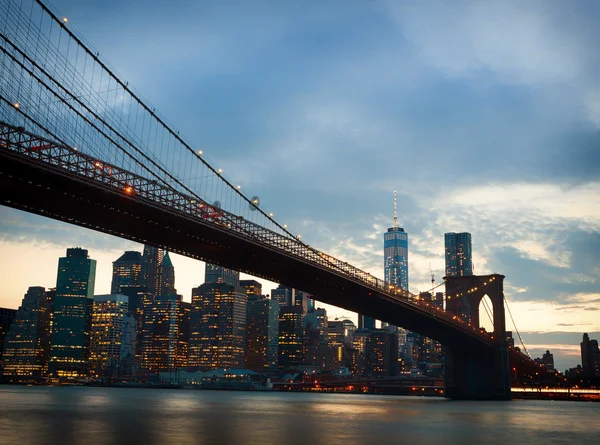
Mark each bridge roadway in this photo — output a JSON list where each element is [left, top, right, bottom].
[[0, 122, 536, 372]]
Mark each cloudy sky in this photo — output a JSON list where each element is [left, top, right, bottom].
[[1, 0, 599, 372]]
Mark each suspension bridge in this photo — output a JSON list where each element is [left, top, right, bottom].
[[0, 0, 541, 399]]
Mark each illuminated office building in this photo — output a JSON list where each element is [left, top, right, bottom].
[[240, 280, 262, 298], [245, 295, 280, 371], [140, 245, 164, 296], [365, 329, 398, 377], [206, 263, 239, 286], [111, 251, 142, 294], [189, 263, 246, 369], [89, 294, 129, 376], [140, 295, 188, 372], [278, 305, 305, 369], [2, 287, 54, 377], [156, 252, 176, 298], [444, 232, 473, 277], [49, 248, 96, 377], [358, 315, 375, 331], [581, 333, 600, 377], [0, 307, 17, 365], [304, 308, 329, 370]]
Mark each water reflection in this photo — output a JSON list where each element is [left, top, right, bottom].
[[1, 387, 599, 445]]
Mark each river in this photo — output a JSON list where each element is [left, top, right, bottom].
[[0, 386, 598, 444]]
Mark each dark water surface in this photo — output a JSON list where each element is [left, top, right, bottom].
[[0, 386, 598, 444]]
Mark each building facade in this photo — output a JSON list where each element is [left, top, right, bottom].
[[140, 245, 164, 296], [444, 232, 473, 277], [49, 248, 96, 377], [278, 305, 305, 369], [140, 295, 188, 372], [2, 287, 54, 377], [110, 251, 142, 294], [189, 264, 247, 370], [89, 294, 129, 376], [245, 295, 280, 371], [581, 333, 600, 377], [365, 328, 398, 377], [0, 307, 17, 365]]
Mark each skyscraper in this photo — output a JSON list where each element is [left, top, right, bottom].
[[2, 287, 54, 377], [278, 305, 305, 369], [245, 295, 280, 371], [140, 245, 164, 296], [189, 263, 247, 369], [581, 333, 600, 377], [365, 329, 398, 377], [205, 263, 239, 287], [240, 280, 262, 298], [140, 295, 189, 372], [304, 307, 329, 370], [0, 307, 17, 365], [111, 251, 142, 294], [358, 315, 375, 331], [384, 191, 408, 291], [271, 285, 294, 307], [444, 232, 473, 277], [49, 248, 96, 377], [156, 252, 176, 298], [89, 294, 129, 376]]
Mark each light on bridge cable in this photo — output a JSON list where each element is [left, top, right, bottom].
[[198, 150, 203, 155], [62, 17, 68, 23], [217, 169, 222, 174], [13, 102, 19, 109]]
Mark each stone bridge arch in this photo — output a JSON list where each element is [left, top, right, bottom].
[[444, 274, 506, 342]]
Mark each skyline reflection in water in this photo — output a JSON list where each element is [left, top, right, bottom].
[[0, 387, 598, 445]]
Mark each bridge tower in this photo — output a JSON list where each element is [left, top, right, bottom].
[[443, 274, 511, 400]]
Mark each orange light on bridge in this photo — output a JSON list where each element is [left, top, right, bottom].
[[13, 102, 20, 109], [124, 186, 133, 194], [95, 162, 101, 167]]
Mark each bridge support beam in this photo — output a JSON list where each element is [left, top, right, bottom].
[[444, 345, 511, 400]]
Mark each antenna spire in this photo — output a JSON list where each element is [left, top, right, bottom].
[[393, 189, 398, 229]]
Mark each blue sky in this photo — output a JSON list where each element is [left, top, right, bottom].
[[1, 0, 599, 371]]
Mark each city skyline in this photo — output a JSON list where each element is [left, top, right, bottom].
[[1, 0, 599, 373]]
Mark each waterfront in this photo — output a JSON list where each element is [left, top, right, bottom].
[[1, 387, 599, 445]]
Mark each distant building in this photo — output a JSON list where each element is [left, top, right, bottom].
[[205, 264, 239, 287], [89, 294, 129, 376], [110, 251, 142, 294], [505, 331, 515, 348], [156, 252, 176, 298], [358, 315, 375, 331], [189, 263, 246, 370], [278, 305, 305, 369], [581, 333, 600, 377], [140, 245, 164, 296], [2, 287, 54, 377], [444, 232, 473, 277], [304, 308, 329, 370], [240, 280, 262, 298], [352, 329, 370, 375], [245, 295, 280, 371], [49, 248, 97, 377], [365, 328, 398, 377], [533, 350, 554, 373], [140, 295, 189, 372], [0, 307, 17, 365], [271, 285, 294, 307], [327, 320, 356, 370], [384, 228, 408, 292]]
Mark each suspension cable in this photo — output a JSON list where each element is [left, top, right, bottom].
[[504, 295, 530, 358]]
